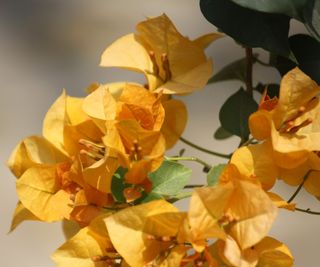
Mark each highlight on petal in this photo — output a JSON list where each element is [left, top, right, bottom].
[[231, 142, 278, 190], [16, 166, 72, 222], [161, 99, 187, 149]]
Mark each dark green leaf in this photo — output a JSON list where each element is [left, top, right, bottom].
[[111, 167, 127, 203], [200, 0, 291, 57], [230, 0, 307, 20], [273, 34, 320, 83], [148, 160, 192, 196], [214, 126, 233, 140], [209, 57, 248, 83], [254, 83, 280, 98], [207, 164, 227, 186], [219, 88, 258, 138], [304, 0, 320, 41]]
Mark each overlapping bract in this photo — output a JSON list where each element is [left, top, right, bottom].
[[232, 68, 320, 199], [7, 13, 303, 267], [100, 14, 223, 94], [52, 163, 289, 266]]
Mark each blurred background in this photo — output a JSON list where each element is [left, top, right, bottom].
[[0, 0, 318, 266]]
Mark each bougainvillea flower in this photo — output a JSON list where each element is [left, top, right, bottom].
[[100, 14, 222, 94], [105, 200, 186, 267], [213, 235, 293, 267], [178, 184, 231, 252], [42, 90, 103, 157], [8, 91, 114, 225], [217, 164, 278, 250], [83, 82, 187, 149], [249, 68, 320, 169], [103, 119, 166, 186]]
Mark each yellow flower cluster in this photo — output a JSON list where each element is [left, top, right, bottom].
[[8, 13, 320, 267]]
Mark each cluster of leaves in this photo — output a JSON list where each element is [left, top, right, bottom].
[[201, 0, 320, 141], [7, 10, 320, 267]]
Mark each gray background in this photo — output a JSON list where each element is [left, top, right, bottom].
[[0, 1, 318, 266]]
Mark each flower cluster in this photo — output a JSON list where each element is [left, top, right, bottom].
[[8, 13, 320, 267]]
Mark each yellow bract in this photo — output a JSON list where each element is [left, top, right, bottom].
[[52, 214, 114, 267], [83, 82, 187, 149], [248, 68, 320, 196], [105, 200, 182, 267], [213, 235, 293, 267], [100, 14, 222, 94]]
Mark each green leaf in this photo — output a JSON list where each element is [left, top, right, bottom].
[[214, 126, 233, 140], [200, 0, 291, 57], [230, 0, 308, 20], [273, 34, 320, 83], [148, 160, 192, 196], [304, 0, 320, 41], [254, 83, 280, 98], [219, 88, 258, 138], [209, 56, 256, 83], [111, 167, 128, 203], [207, 164, 227, 186]]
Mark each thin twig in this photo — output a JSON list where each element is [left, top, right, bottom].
[[245, 47, 254, 97], [295, 208, 320, 215], [179, 137, 231, 159], [287, 171, 311, 203]]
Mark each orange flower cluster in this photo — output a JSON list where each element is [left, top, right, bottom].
[[9, 13, 320, 267]]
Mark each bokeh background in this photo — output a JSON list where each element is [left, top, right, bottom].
[[0, 1, 318, 266]]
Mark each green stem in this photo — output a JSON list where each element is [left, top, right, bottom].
[[184, 184, 204, 189], [295, 208, 320, 215], [287, 171, 311, 203], [165, 156, 211, 170], [179, 137, 231, 159]]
